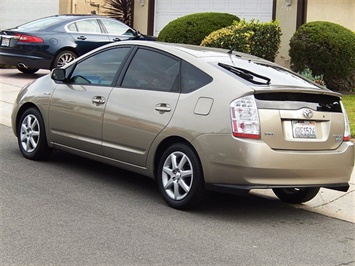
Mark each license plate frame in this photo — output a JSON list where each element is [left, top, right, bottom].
[[1, 37, 10, 47], [292, 120, 317, 139]]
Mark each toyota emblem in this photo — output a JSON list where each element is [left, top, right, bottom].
[[303, 109, 313, 118]]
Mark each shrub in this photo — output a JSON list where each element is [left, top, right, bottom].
[[157, 12, 239, 45], [201, 19, 282, 62], [298, 68, 326, 87], [289, 21, 355, 91]]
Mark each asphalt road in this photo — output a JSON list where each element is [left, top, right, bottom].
[[1, 124, 355, 265]]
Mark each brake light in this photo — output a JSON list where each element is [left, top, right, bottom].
[[340, 101, 351, 141], [14, 33, 43, 43], [230, 95, 260, 139]]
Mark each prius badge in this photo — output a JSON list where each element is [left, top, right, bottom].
[[303, 109, 313, 119]]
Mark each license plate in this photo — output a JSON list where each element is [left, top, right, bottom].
[[292, 120, 316, 138], [1, 37, 10, 47]]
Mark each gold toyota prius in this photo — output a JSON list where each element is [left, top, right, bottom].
[[12, 41, 354, 209]]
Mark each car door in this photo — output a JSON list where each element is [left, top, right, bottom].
[[102, 47, 180, 167], [67, 18, 110, 55], [49, 46, 132, 154], [99, 18, 137, 43]]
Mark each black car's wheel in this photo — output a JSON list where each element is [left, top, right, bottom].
[[157, 143, 206, 210], [53, 50, 77, 68], [272, 187, 320, 204], [17, 108, 51, 160], [16, 65, 39, 74]]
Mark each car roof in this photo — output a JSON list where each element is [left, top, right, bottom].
[[112, 40, 270, 63], [107, 41, 332, 92]]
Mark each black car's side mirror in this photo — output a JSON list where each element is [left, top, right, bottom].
[[51, 68, 66, 81]]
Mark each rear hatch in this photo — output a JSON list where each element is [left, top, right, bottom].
[[255, 90, 345, 150], [215, 57, 348, 151]]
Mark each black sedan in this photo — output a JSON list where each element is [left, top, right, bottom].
[[0, 14, 155, 74]]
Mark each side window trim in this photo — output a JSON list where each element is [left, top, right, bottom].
[[115, 46, 139, 87]]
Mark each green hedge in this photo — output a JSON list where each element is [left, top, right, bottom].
[[201, 20, 282, 62], [157, 12, 240, 45], [289, 21, 355, 91]]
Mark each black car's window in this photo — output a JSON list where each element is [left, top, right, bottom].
[[122, 48, 180, 92], [69, 47, 131, 86], [18, 17, 62, 30], [101, 19, 135, 36], [181, 61, 213, 93], [67, 19, 102, 33]]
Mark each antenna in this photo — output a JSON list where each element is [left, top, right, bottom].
[[227, 48, 236, 66]]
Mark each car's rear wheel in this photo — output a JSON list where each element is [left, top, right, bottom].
[[16, 65, 39, 74], [272, 187, 320, 204], [157, 143, 206, 210], [53, 50, 77, 68], [17, 108, 51, 160]]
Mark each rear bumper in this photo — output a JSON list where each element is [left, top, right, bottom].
[[206, 183, 349, 195], [0, 51, 51, 69], [193, 134, 354, 187]]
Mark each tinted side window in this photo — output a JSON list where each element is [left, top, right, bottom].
[[122, 48, 180, 92], [69, 47, 131, 86], [70, 19, 101, 33], [181, 61, 212, 93], [101, 19, 135, 36]]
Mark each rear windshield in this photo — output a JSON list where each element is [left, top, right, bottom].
[[213, 59, 322, 89], [17, 17, 62, 30]]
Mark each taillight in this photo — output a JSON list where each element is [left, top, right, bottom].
[[14, 33, 43, 43], [230, 95, 260, 139], [341, 101, 351, 141]]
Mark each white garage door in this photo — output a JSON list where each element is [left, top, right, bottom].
[[154, 0, 273, 36]]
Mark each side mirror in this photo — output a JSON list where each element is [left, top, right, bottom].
[[51, 68, 66, 81]]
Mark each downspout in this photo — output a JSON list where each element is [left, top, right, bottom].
[[71, 0, 75, 14], [147, 0, 155, 36], [296, 0, 308, 29]]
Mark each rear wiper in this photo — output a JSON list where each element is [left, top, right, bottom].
[[218, 62, 271, 85]]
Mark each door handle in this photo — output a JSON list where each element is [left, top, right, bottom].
[[77, 36, 87, 40], [155, 103, 171, 113], [92, 96, 106, 106], [112, 37, 121, 42]]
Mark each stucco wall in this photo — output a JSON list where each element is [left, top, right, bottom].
[[307, 0, 355, 31], [274, 0, 298, 68], [60, 0, 104, 15], [133, 0, 149, 34]]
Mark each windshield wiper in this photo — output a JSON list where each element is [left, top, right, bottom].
[[218, 62, 271, 85]]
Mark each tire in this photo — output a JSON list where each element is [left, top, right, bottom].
[[16, 65, 39, 74], [53, 50, 77, 68], [17, 108, 51, 160], [157, 143, 206, 210], [272, 187, 320, 204]]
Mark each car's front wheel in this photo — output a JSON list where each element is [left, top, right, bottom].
[[157, 143, 206, 210], [17, 108, 51, 160], [272, 187, 320, 204], [53, 50, 77, 68]]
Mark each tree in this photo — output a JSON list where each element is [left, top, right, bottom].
[[104, 0, 133, 26]]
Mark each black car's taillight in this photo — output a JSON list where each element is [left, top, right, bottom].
[[15, 33, 43, 43]]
